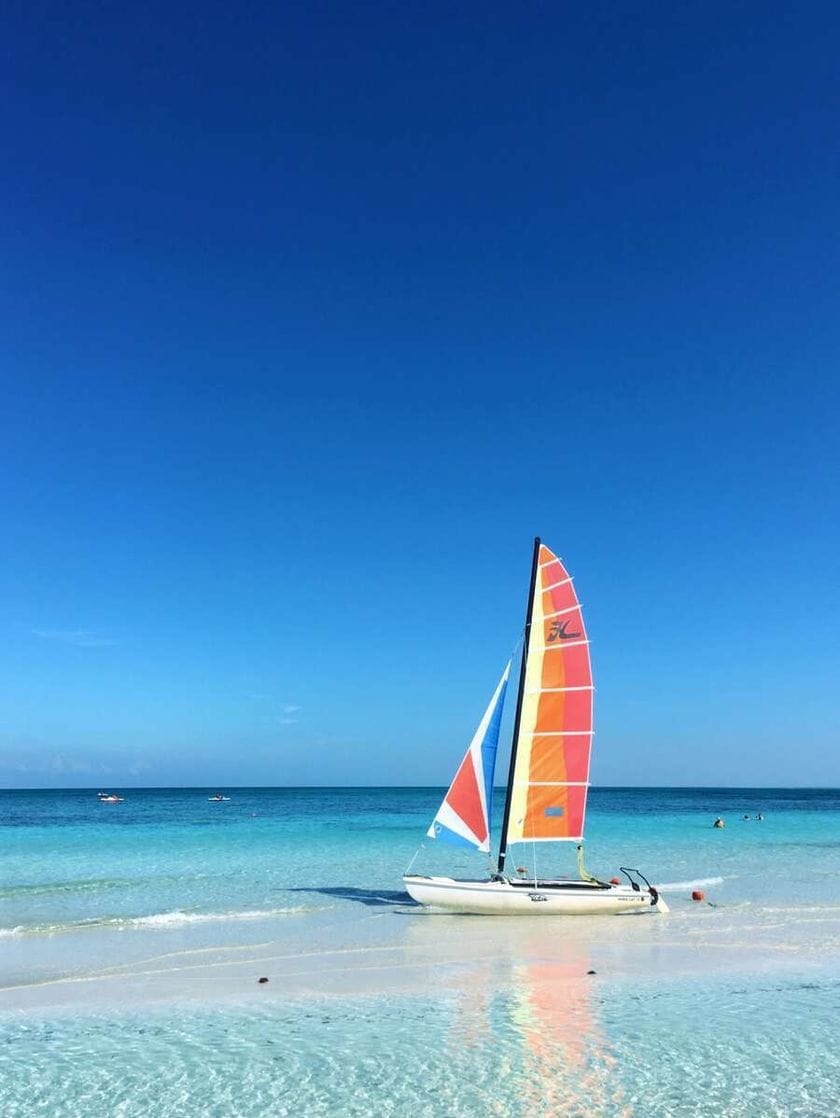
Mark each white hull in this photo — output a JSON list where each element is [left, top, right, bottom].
[[404, 875, 667, 916]]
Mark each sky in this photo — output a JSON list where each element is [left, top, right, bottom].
[[1, 2, 839, 788]]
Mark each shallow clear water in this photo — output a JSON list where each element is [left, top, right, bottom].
[[1, 787, 839, 1115], [3, 975, 839, 1117]]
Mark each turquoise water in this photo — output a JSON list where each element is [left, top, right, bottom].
[[4, 978, 839, 1117], [2, 788, 839, 1115]]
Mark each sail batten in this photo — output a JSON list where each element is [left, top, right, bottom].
[[426, 662, 510, 853], [528, 686, 593, 693], [514, 781, 589, 786], [518, 731, 592, 737], [541, 608, 581, 626], [504, 543, 594, 847]]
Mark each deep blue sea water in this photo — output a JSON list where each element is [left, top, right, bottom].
[[1, 787, 839, 1116]]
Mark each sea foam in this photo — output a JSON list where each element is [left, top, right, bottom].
[[0, 907, 313, 938], [656, 876, 725, 892]]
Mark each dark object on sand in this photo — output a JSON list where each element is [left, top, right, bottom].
[[258, 977, 269, 984], [586, 970, 596, 975]]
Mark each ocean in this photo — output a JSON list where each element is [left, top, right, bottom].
[[1, 787, 839, 1116]]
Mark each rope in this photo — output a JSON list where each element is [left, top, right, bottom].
[[577, 843, 598, 883], [404, 843, 424, 876]]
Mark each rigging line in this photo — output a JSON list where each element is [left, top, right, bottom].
[[404, 843, 425, 876]]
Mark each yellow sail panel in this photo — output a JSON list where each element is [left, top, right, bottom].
[[506, 545, 593, 844]]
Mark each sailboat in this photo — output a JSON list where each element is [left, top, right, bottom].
[[403, 539, 668, 915]]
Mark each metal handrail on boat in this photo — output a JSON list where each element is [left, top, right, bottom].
[[619, 866, 660, 903]]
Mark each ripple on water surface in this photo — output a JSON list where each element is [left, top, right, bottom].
[[1, 972, 839, 1117]]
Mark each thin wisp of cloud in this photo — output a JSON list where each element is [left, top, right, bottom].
[[278, 704, 302, 725]]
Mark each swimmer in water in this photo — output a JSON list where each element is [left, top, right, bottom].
[[713, 817, 725, 828]]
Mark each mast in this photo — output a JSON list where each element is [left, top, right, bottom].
[[497, 536, 541, 874]]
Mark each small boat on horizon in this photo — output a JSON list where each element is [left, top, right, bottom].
[[97, 792, 124, 804], [208, 794, 230, 801], [404, 538, 668, 916]]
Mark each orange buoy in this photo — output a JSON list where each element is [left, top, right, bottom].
[[610, 877, 621, 885], [691, 890, 705, 902]]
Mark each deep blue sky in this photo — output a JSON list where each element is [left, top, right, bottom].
[[2, 3, 838, 787]]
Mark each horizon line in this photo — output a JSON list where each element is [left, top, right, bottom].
[[2, 784, 839, 793]]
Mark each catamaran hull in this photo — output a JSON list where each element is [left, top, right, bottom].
[[403, 875, 667, 915]]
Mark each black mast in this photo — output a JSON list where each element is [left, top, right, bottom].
[[497, 536, 541, 875]]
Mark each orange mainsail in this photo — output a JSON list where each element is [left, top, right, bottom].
[[503, 541, 593, 849]]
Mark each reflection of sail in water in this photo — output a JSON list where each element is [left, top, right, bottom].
[[509, 954, 630, 1117], [512, 960, 594, 1069], [416, 914, 631, 1117]]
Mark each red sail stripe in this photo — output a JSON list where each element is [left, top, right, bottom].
[[445, 752, 487, 844]]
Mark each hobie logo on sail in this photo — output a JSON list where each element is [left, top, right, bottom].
[[547, 619, 581, 642]]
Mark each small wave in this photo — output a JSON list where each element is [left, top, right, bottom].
[[657, 876, 725, 892], [125, 908, 308, 929], [0, 907, 314, 938]]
